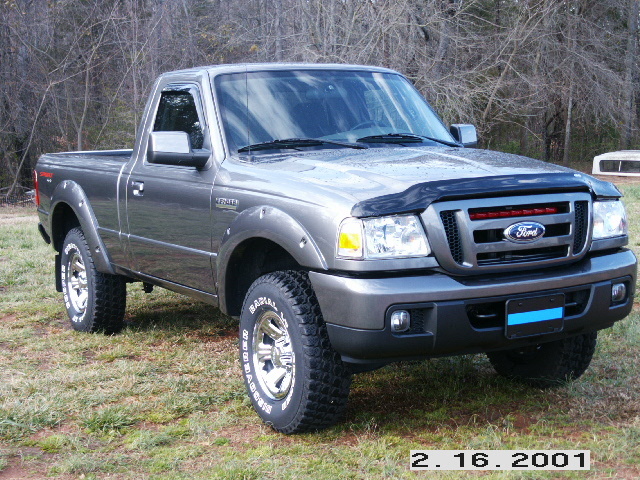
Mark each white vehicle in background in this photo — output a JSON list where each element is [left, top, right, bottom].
[[593, 150, 640, 176]]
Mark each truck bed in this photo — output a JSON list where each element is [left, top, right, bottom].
[[36, 149, 133, 240], [39, 149, 132, 168]]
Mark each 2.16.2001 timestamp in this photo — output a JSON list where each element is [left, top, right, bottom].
[[410, 450, 590, 471]]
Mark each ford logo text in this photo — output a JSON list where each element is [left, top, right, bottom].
[[504, 222, 546, 243]]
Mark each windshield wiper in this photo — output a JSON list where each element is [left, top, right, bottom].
[[356, 133, 459, 147], [237, 138, 367, 153]]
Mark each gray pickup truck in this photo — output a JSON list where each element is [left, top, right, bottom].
[[35, 63, 636, 433]]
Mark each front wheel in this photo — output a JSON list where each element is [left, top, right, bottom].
[[487, 332, 598, 388], [239, 271, 351, 433], [60, 227, 126, 334]]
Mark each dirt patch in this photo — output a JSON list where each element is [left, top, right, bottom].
[[136, 421, 163, 432], [213, 423, 263, 446], [0, 214, 36, 226], [27, 423, 78, 443], [82, 349, 97, 363], [603, 467, 640, 480], [191, 330, 237, 343], [0, 463, 43, 480], [32, 327, 49, 338], [0, 447, 54, 480]]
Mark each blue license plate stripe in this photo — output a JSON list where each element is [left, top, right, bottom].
[[507, 307, 564, 326]]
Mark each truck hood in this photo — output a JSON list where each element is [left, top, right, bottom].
[[238, 146, 620, 215]]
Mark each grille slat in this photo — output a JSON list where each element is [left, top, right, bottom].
[[477, 246, 569, 265], [573, 201, 588, 253], [440, 211, 464, 265]]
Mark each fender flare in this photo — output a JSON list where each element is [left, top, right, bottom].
[[216, 206, 327, 314], [49, 180, 116, 275]]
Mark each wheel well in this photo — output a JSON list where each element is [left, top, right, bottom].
[[51, 203, 81, 252], [225, 238, 301, 316]]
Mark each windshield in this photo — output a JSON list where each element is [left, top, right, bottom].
[[214, 69, 456, 153]]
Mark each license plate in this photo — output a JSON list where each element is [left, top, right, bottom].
[[505, 294, 564, 339]]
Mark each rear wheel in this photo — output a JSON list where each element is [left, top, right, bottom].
[[60, 227, 126, 334], [239, 270, 351, 433], [487, 332, 597, 388]]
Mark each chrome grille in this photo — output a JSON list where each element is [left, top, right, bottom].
[[423, 193, 592, 274]]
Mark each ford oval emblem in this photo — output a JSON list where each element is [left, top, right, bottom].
[[504, 222, 546, 243]]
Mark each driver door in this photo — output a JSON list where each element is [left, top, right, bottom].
[[125, 83, 216, 293]]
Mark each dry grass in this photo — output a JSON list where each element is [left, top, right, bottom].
[[1, 187, 640, 479]]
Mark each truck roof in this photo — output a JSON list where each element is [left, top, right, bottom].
[[162, 63, 400, 77]]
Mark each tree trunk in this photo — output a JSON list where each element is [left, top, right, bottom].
[[434, 0, 461, 77], [563, 84, 574, 166], [77, 65, 91, 151], [274, 0, 282, 61], [622, 0, 639, 149], [563, 1, 578, 166]]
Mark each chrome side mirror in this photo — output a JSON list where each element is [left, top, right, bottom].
[[147, 131, 210, 168], [450, 124, 478, 148]]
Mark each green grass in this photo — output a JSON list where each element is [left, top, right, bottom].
[[1, 191, 640, 479]]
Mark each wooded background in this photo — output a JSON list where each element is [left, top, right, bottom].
[[1, 0, 639, 198]]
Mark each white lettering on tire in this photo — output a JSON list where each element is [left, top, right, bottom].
[[61, 253, 85, 323], [61, 264, 70, 309], [282, 374, 295, 411], [60, 256, 87, 323], [242, 327, 273, 415], [249, 297, 278, 315]]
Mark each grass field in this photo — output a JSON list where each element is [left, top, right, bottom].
[[1, 183, 640, 480]]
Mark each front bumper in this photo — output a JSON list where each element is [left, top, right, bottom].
[[309, 249, 637, 364]]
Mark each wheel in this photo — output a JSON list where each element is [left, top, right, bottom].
[[60, 227, 126, 334], [239, 270, 351, 433], [487, 332, 597, 388]]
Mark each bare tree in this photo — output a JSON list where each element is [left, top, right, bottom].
[[622, 0, 639, 149], [1, 0, 639, 198]]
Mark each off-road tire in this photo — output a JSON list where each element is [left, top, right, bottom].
[[60, 227, 126, 334], [239, 270, 351, 433], [487, 332, 598, 388]]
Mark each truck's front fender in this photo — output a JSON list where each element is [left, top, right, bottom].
[[49, 180, 116, 275], [216, 206, 328, 314]]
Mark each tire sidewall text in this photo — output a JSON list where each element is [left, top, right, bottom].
[[61, 231, 93, 328], [240, 287, 305, 429]]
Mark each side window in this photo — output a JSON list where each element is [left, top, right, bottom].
[[153, 88, 204, 149]]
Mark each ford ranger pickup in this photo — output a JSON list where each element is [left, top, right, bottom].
[[34, 63, 637, 433]]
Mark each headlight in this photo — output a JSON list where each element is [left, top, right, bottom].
[[592, 200, 628, 239], [337, 214, 431, 259]]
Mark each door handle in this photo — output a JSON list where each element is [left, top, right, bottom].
[[131, 181, 144, 196]]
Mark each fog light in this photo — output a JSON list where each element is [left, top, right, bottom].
[[390, 310, 410, 332], [611, 283, 627, 303]]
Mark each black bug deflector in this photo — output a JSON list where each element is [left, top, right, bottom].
[[351, 172, 622, 217]]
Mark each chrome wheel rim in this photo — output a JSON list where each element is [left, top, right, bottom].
[[252, 310, 295, 400], [66, 252, 88, 314]]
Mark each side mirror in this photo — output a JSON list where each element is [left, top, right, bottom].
[[147, 131, 210, 168], [450, 124, 478, 148]]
